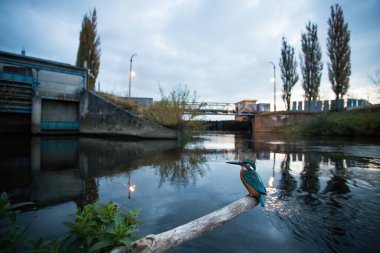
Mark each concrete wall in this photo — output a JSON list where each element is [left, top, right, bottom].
[[205, 120, 251, 131], [254, 112, 316, 132], [31, 96, 41, 134], [79, 91, 178, 139]]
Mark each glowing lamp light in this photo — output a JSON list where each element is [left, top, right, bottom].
[[130, 71, 136, 77]]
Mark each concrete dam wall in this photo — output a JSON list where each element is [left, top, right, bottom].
[[254, 112, 316, 132], [79, 91, 178, 139]]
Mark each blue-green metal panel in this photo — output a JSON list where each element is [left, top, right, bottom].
[[0, 71, 33, 83], [41, 138, 79, 151], [41, 121, 80, 130]]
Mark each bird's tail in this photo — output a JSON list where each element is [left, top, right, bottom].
[[259, 195, 265, 207]]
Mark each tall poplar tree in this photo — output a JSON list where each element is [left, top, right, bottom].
[[300, 22, 323, 111], [279, 37, 299, 111], [327, 4, 351, 105], [76, 8, 101, 91]]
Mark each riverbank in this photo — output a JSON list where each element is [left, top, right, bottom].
[[281, 106, 380, 137]]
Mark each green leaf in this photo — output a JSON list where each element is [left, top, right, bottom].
[[118, 237, 133, 247], [67, 238, 83, 253], [63, 221, 75, 229], [89, 240, 112, 252]]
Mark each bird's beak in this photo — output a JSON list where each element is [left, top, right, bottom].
[[226, 161, 241, 165]]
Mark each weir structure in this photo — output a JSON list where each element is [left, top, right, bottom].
[[0, 51, 177, 139]]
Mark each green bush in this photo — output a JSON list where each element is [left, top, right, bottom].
[[0, 192, 142, 253], [0, 192, 33, 252], [63, 201, 142, 252], [142, 85, 205, 134]]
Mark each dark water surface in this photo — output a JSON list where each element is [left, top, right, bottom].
[[1, 132, 380, 253]]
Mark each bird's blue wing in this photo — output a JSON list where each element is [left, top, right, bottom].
[[242, 170, 267, 195]]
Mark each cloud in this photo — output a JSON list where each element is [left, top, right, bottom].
[[0, 0, 379, 107]]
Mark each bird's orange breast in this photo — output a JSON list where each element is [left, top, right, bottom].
[[240, 168, 259, 199]]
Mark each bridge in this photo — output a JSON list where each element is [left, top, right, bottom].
[[186, 102, 236, 115], [185, 101, 270, 116]]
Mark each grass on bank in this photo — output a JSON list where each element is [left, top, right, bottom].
[[97, 92, 142, 114], [282, 108, 380, 137]]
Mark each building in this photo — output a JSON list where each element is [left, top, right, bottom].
[[235, 100, 270, 121], [0, 50, 86, 133]]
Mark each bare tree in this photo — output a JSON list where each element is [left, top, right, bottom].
[[369, 69, 380, 100]]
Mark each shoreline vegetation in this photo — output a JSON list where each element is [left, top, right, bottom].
[[280, 107, 380, 137], [97, 90, 379, 138], [0, 192, 142, 252]]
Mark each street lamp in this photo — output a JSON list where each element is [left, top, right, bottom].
[[128, 53, 137, 98], [269, 61, 276, 112]]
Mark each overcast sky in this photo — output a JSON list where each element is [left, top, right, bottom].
[[1, 0, 379, 110]]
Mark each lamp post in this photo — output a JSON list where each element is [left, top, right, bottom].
[[269, 61, 276, 112], [128, 53, 137, 98]]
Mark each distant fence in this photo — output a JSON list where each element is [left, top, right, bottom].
[[292, 99, 372, 112]]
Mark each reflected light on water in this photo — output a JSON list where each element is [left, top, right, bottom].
[[127, 171, 136, 198], [264, 178, 291, 216], [129, 184, 136, 193], [268, 176, 275, 188], [264, 187, 291, 215]]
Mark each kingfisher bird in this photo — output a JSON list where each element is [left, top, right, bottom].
[[227, 159, 267, 207]]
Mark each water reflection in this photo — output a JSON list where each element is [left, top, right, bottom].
[[1, 135, 212, 205], [265, 150, 380, 253], [323, 158, 350, 195], [151, 147, 209, 188], [1, 136, 181, 207], [278, 154, 297, 198], [1, 133, 380, 253], [127, 171, 136, 199], [298, 153, 321, 205]]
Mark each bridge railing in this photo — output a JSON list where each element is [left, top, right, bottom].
[[186, 102, 237, 115]]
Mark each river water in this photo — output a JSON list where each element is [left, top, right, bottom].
[[1, 132, 380, 253]]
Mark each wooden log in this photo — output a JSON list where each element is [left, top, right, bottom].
[[110, 196, 258, 253]]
